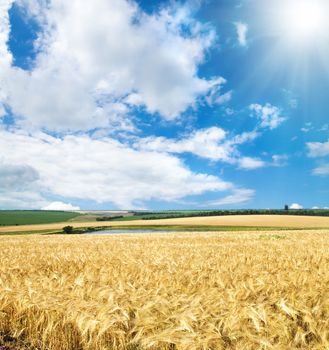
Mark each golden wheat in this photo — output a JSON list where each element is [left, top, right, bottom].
[[1, 230, 329, 349]]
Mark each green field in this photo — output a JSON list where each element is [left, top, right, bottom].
[[0, 211, 80, 226]]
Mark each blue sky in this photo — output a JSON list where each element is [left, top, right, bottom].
[[0, 0, 329, 210]]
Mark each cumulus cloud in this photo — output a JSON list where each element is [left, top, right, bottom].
[[42, 202, 80, 211], [134, 127, 261, 164], [0, 163, 45, 209], [0, 0, 225, 130], [0, 191, 46, 209], [0, 0, 13, 67], [238, 154, 288, 170], [238, 157, 266, 170], [290, 203, 303, 209], [235, 22, 248, 47], [134, 127, 235, 162], [0, 1, 265, 209], [135, 127, 285, 171], [250, 103, 285, 129], [0, 129, 251, 208], [307, 139, 329, 158], [0, 163, 39, 190]]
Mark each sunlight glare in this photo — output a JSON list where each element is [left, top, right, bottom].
[[278, 0, 327, 44]]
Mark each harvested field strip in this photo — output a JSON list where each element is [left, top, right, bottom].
[[1, 230, 329, 349], [2, 215, 329, 233]]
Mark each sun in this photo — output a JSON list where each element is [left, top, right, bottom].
[[277, 0, 328, 44], [286, 1, 324, 35]]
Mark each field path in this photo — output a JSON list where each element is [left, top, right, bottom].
[[1, 215, 329, 233]]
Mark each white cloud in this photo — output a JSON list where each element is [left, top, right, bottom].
[[204, 77, 232, 106], [238, 157, 266, 170], [250, 103, 285, 129], [0, 191, 46, 210], [235, 22, 248, 47], [0, 163, 45, 209], [0, 0, 13, 68], [205, 188, 255, 206], [42, 201, 80, 211], [312, 206, 319, 209], [0, 102, 6, 118], [0, 163, 39, 189], [231, 130, 259, 144], [272, 154, 289, 167], [301, 122, 313, 133], [290, 203, 303, 209], [307, 139, 329, 158], [135, 127, 285, 171], [307, 139, 329, 176], [0, 0, 224, 130], [238, 154, 288, 170], [134, 127, 261, 165], [225, 108, 234, 116], [0, 1, 264, 210], [0, 129, 247, 209], [312, 163, 329, 176], [134, 127, 236, 163], [214, 91, 233, 105]]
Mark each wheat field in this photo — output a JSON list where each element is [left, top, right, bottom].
[[1, 230, 329, 349]]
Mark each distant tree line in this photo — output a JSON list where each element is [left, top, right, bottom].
[[96, 215, 124, 221], [90, 209, 329, 223], [133, 209, 329, 220]]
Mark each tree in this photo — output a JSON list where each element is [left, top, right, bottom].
[[63, 225, 74, 234]]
